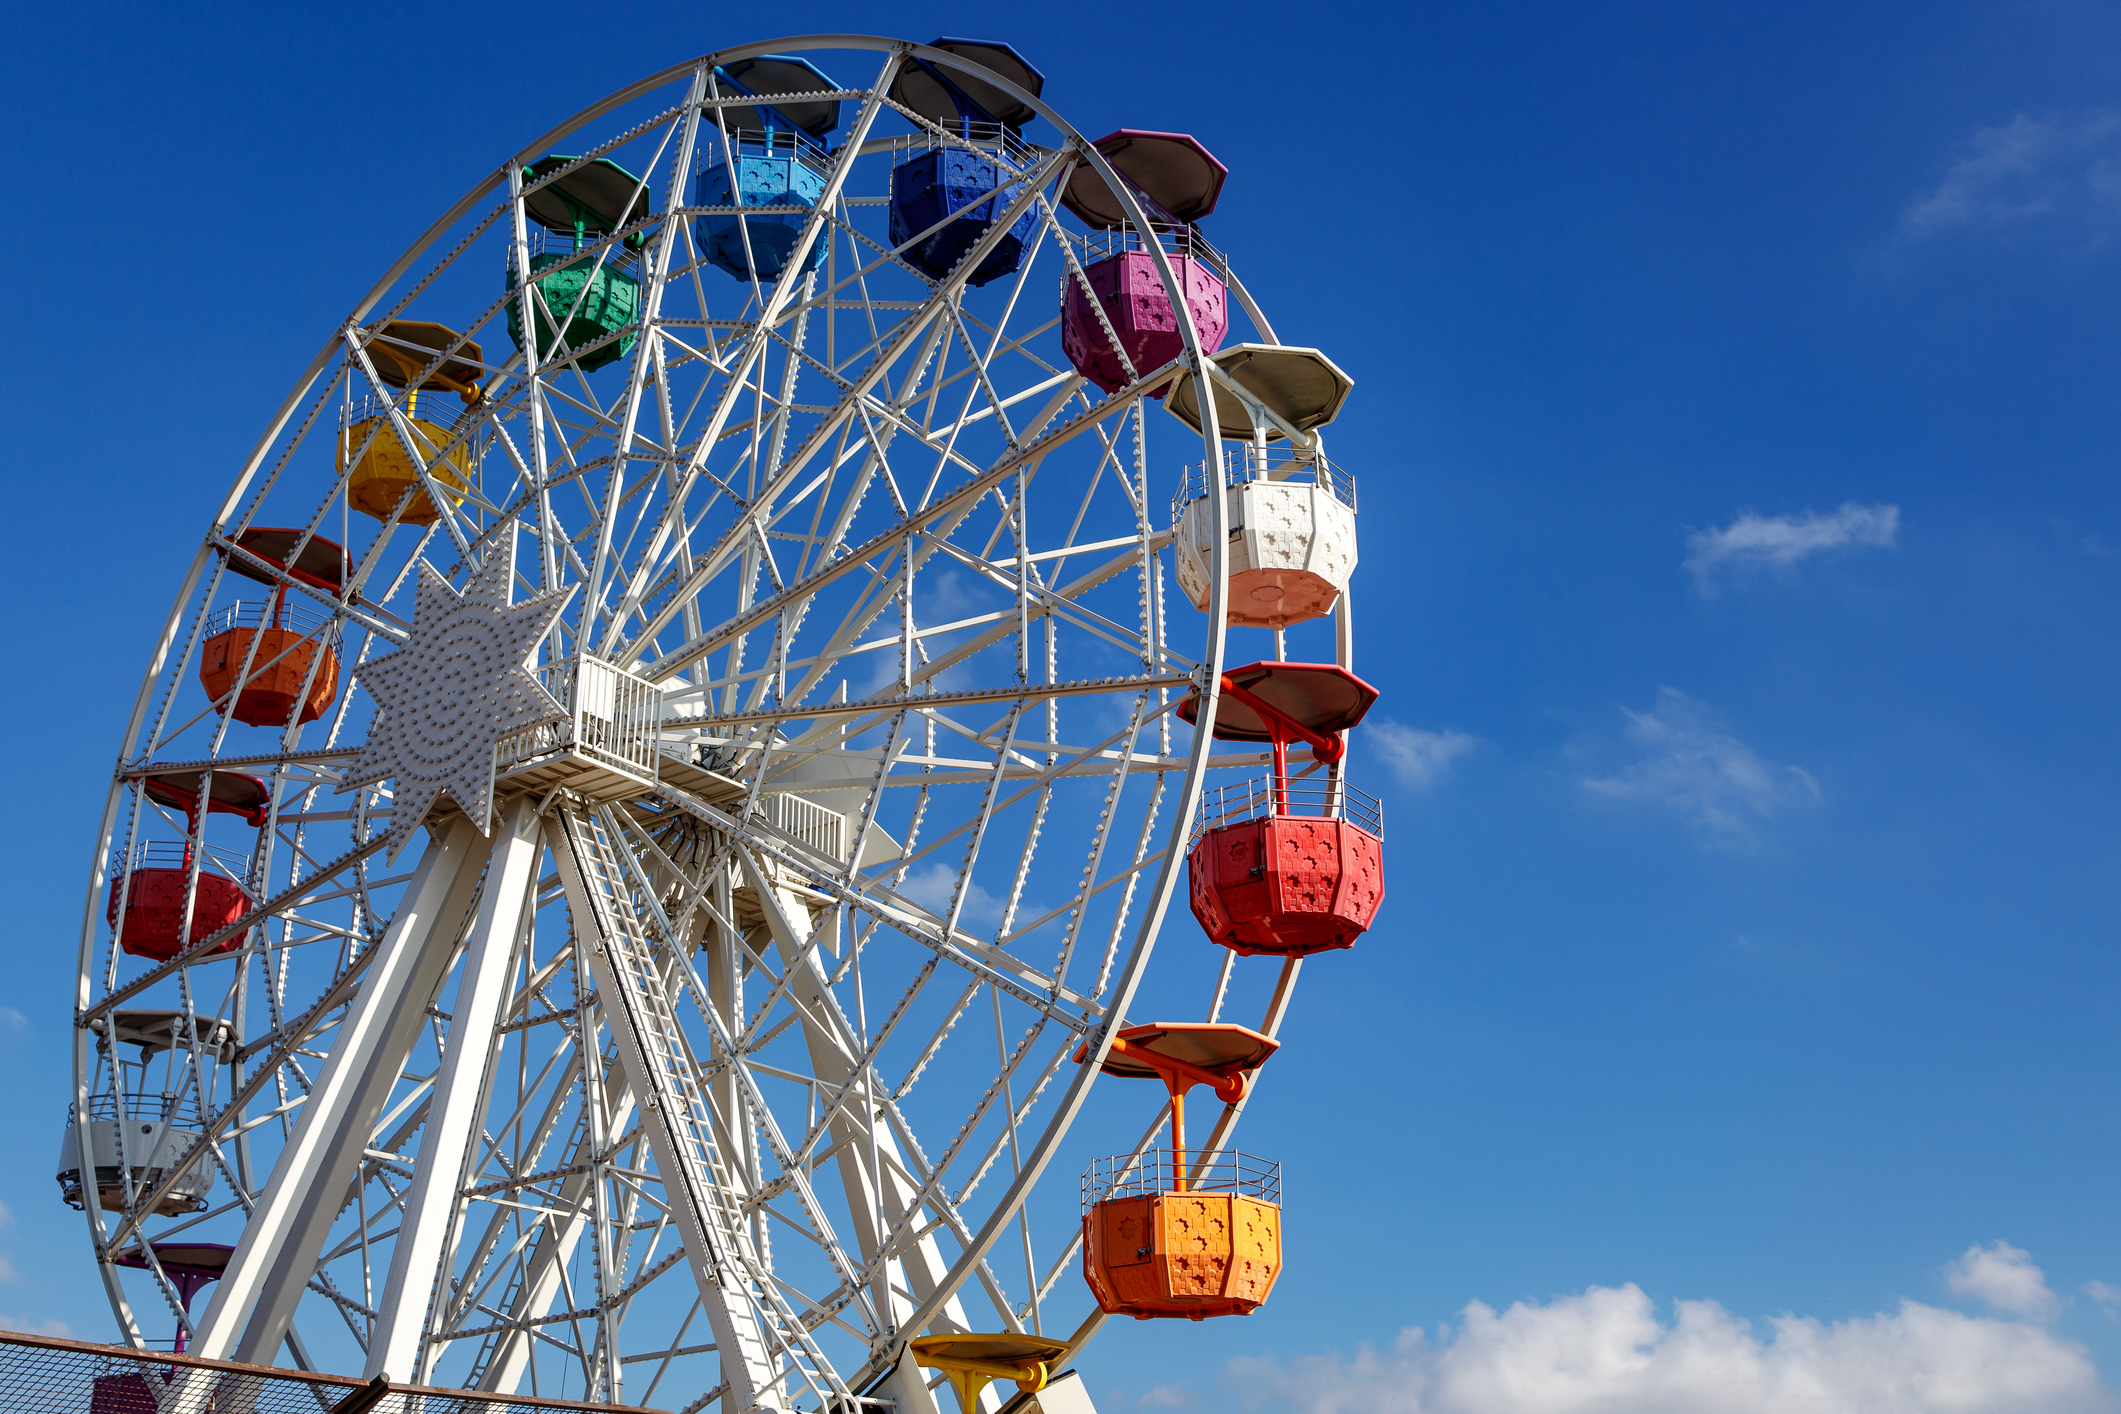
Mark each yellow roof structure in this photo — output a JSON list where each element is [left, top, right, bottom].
[[911, 1333, 1071, 1413], [362, 320, 486, 402]]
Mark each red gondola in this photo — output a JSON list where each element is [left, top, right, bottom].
[[1181, 662, 1386, 956]]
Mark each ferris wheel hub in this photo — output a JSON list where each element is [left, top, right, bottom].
[[339, 537, 572, 859]]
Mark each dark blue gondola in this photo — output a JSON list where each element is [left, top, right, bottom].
[[887, 40, 1045, 287]]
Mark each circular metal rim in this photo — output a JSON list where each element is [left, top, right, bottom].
[[70, 35, 1278, 1390]]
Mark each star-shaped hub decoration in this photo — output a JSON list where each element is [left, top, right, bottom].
[[344, 535, 575, 861]]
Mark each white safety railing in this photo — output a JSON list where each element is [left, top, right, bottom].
[[112, 841, 254, 885], [494, 655, 663, 786], [893, 121, 1042, 173], [573, 656, 662, 779], [760, 793, 848, 863], [504, 227, 644, 278], [1065, 221, 1227, 269], [1082, 1149, 1281, 1207], [1190, 776, 1385, 843], [1173, 447, 1358, 522], [202, 599, 341, 641]]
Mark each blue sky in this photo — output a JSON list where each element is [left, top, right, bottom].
[[6, 1, 2121, 1409]]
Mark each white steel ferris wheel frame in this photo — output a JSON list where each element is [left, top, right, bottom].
[[71, 34, 1355, 1414]]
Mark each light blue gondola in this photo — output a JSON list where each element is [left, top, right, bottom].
[[694, 56, 841, 282]]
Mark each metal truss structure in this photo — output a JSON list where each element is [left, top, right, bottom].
[[71, 35, 1353, 1414]]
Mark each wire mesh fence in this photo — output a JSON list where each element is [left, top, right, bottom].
[[0, 1328, 672, 1414]]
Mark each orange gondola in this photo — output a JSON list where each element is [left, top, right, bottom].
[[1078, 1023, 1283, 1320], [198, 527, 347, 728]]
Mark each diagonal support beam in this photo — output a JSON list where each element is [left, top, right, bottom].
[[739, 852, 978, 1341], [190, 816, 490, 1366], [368, 796, 544, 1380]]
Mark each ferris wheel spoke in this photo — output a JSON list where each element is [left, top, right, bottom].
[[639, 402, 1171, 686], [654, 272, 1040, 650], [774, 870, 1102, 1027], [462, 1044, 635, 1390], [552, 802, 845, 1411], [848, 1095, 1031, 1338], [727, 1032, 986, 1342], [598, 835, 889, 1333], [122, 749, 359, 780], [655, 847, 1079, 1333], [686, 675, 1191, 740]]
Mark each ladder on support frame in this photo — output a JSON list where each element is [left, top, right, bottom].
[[549, 798, 843, 1413]]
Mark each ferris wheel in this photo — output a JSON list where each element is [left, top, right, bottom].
[[65, 35, 1384, 1414]]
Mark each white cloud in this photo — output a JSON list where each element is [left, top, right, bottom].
[[0, 1006, 24, 1033], [1137, 1384, 1193, 1409], [0, 1313, 72, 1338], [1230, 1279, 2112, 1414], [1905, 110, 2121, 239], [2085, 1281, 2121, 1317], [0, 1201, 21, 1285], [1584, 689, 1818, 844], [1369, 721, 1476, 790], [897, 862, 1012, 931], [1946, 1241, 2059, 1319], [1684, 504, 1898, 590]]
